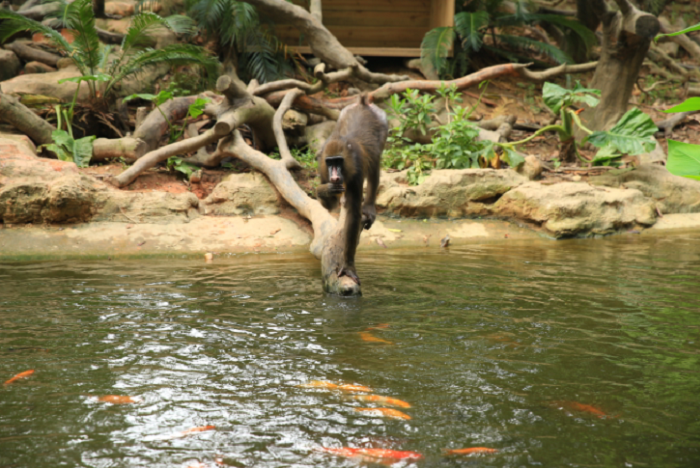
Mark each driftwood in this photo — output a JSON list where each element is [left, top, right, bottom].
[[519, 62, 598, 81], [225, 130, 361, 296], [654, 111, 698, 137], [0, 90, 55, 145], [17, 1, 60, 20], [4, 41, 61, 67], [272, 88, 305, 170]]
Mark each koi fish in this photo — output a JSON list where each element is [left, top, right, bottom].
[[445, 447, 498, 455], [359, 332, 393, 345], [353, 394, 411, 409], [97, 395, 141, 404], [338, 384, 373, 393], [366, 324, 390, 331], [144, 425, 215, 441], [551, 400, 610, 419], [355, 408, 412, 420], [298, 380, 339, 390], [4, 369, 34, 385], [317, 447, 423, 462]]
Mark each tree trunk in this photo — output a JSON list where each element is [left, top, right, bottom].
[[580, 0, 660, 133], [92, 0, 105, 18]]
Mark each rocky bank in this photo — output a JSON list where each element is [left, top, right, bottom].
[[2, 137, 700, 259]]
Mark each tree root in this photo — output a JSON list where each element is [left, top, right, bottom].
[[519, 62, 598, 81]]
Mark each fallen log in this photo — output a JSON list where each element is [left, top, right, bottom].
[[0, 90, 55, 146], [4, 41, 61, 67]]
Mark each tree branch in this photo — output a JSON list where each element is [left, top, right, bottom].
[[272, 88, 305, 170]]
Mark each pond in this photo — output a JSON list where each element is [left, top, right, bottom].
[[1, 233, 700, 468]]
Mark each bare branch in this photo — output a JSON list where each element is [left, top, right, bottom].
[[272, 88, 305, 170], [519, 62, 598, 81]]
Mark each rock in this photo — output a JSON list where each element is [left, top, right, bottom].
[[1, 68, 88, 102], [589, 164, 700, 214], [56, 58, 76, 70], [92, 191, 200, 224], [95, 18, 131, 35], [0, 48, 21, 82], [477, 128, 502, 143], [305, 121, 335, 155], [376, 168, 527, 218], [200, 172, 280, 216], [24, 61, 57, 74], [105, 1, 136, 16], [0, 133, 36, 154], [517, 155, 543, 180], [493, 181, 657, 238]]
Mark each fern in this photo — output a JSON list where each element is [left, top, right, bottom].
[[0, 9, 71, 58], [420, 27, 455, 79], [63, 0, 101, 75], [496, 34, 573, 64], [454, 11, 489, 52]]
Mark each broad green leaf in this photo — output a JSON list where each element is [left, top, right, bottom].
[[664, 97, 700, 113], [72, 135, 96, 168], [587, 108, 658, 156], [46, 129, 95, 168], [543, 81, 600, 114], [187, 97, 210, 119], [58, 73, 111, 84], [591, 145, 620, 166], [502, 148, 525, 168], [666, 139, 700, 181], [655, 22, 700, 41]]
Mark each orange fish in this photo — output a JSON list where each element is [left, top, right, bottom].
[[181, 425, 216, 436], [355, 407, 412, 420], [359, 332, 393, 345], [353, 394, 411, 409], [366, 323, 390, 331], [317, 447, 423, 462], [338, 384, 373, 393], [445, 447, 498, 455], [4, 369, 34, 385], [552, 401, 610, 419], [298, 380, 339, 390], [97, 395, 140, 404]]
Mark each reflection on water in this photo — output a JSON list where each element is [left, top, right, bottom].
[[1, 233, 700, 468]]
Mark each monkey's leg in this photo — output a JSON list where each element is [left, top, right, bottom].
[[361, 155, 381, 230], [316, 183, 343, 212], [338, 180, 363, 285]]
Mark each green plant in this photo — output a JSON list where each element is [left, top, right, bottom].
[[0, 0, 218, 105], [166, 156, 200, 179], [663, 97, 700, 180], [123, 92, 210, 143], [185, 0, 295, 83], [384, 85, 494, 185], [421, 0, 597, 78], [499, 81, 657, 166], [44, 107, 96, 168]]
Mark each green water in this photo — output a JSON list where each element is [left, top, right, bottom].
[[1, 234, 700, 468]]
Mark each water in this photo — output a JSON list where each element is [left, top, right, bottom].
[[1, 233, 700, 468]]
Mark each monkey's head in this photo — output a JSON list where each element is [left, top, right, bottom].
[[325, 155, 345, 190]]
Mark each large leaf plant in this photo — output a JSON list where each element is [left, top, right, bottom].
[[421, 0, 597, 79]]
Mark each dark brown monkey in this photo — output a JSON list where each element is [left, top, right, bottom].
[[317, 95, 388, 284]]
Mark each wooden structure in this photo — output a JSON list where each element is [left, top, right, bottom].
[[278, 0, 455, 57]]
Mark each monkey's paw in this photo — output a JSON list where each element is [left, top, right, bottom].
[[338, 266, 361, 285], [361, 206, 376, 230]]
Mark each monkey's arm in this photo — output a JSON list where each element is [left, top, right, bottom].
[[316, 183, 343, 212]]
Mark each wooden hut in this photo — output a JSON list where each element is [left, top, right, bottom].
[[278, 0, 455, 57]]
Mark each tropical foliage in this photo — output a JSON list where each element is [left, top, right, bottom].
[[185, 0, 296, 83], [0, 0, 218, 103], [664, 97, 700, 180], [421, 0, 596, 79]]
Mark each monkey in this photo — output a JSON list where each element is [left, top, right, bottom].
[[316, 94, 388, 285]]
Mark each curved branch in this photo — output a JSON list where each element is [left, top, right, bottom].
[[107, 129, 221, 187], [519, 62, 598, 81], [227, 130, 361, 295], [273, 88, 305, 170]]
